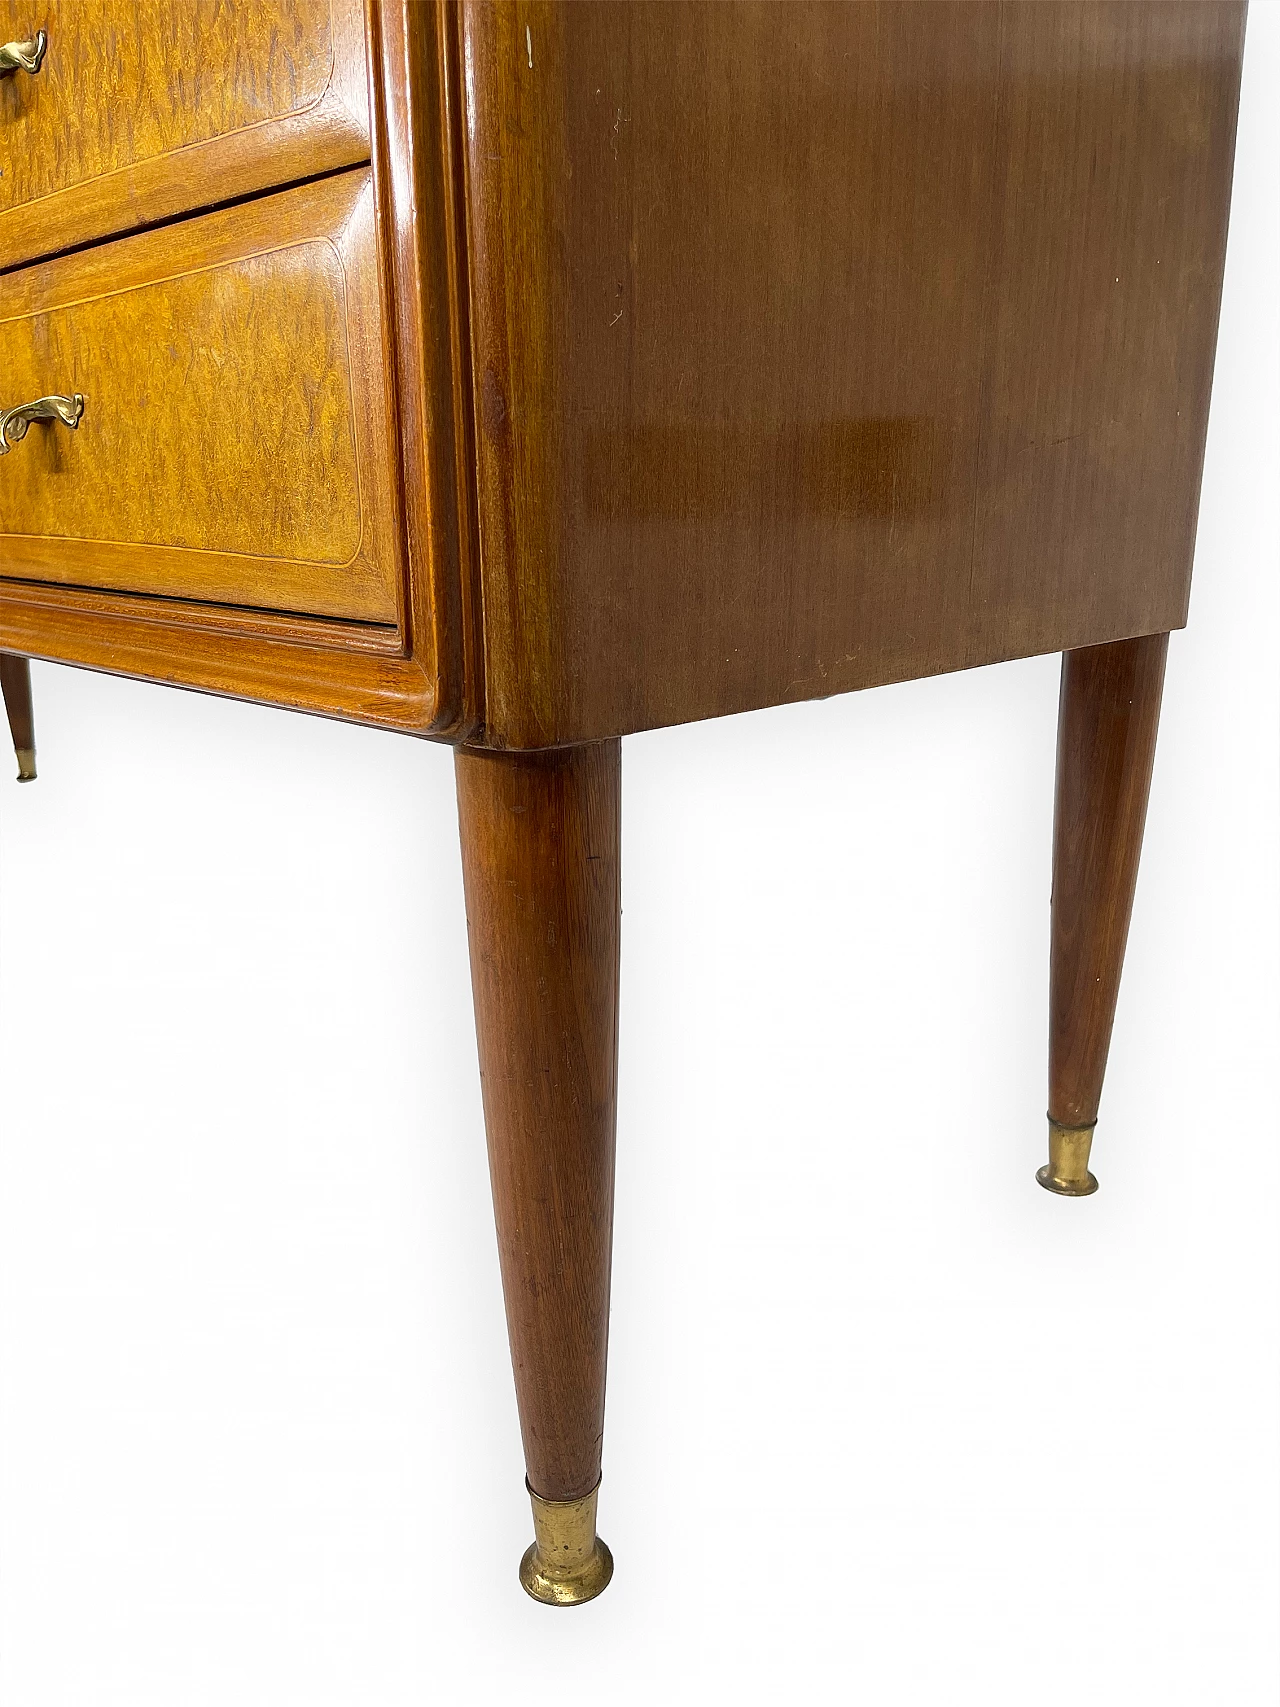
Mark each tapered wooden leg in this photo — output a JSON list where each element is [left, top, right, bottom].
[[455, 740, 620, 1604], [1041, 632, 1169, 1195], [0, 653, 36, 782]]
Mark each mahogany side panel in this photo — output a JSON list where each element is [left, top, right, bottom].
[[455, 740, 620, 1501], [1049, 633, 1169, 1128], [459, 0, 1245, 750], [968, 6, 1244, 658]]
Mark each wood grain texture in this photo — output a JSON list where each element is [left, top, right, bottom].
[[1049, 633, 1168, 1129], [0, 2, 1246, 753], [5, 248, 360, 564], [0, 170, 404, 623], [456, 740, 620, 1501], [459, 0, 1245, 749], [0, 585, 438, 728], [970, 6, 1244, 653], [0, 649, 33, 768], [0, 0, 370, 270], [0, 10, 484, 737]]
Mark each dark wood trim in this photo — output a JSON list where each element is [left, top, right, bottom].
[[456, 740, 621, 1500], [1049, 633, 1169, 1129]]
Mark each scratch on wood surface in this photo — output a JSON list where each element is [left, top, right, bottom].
[[526, 24, 533, 69]]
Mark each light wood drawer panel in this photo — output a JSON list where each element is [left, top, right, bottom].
[[0, 169, 403, 625], [0, 0, 369, 268]]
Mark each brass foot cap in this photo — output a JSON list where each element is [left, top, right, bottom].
[[1036, 1162, 1099, 1196], [519, 1481, 613, 1606], [1037, 1118, 1098, 1196], [15, 747, 35, 782], [519, 1536, 614, 1606]]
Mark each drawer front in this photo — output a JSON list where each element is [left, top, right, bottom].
[[0, 0, 369, 268], [0, 169, 403, 625]]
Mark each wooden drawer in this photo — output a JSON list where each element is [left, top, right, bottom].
[[0, 169, 404, 625], [0, 0, 369, 269]]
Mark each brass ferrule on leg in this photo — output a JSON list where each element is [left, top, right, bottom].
[[1037, 1117, 1099, 1196], [14, 746, 34, 782], [519, 1478, 613, 1606]]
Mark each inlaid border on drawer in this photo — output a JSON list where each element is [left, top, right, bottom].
[[0, 169, 405, 626], [0, 1, 478, 744], [0, 0, 370, 271]]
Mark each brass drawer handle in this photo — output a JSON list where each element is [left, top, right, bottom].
[[0, 392, 84, 454], [0, 30, 46, 75]]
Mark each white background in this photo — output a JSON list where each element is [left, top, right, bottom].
[[2, 12, 1276, 1705]]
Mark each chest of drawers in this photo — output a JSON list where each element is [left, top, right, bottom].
[[0, 1, 1247, 1604]]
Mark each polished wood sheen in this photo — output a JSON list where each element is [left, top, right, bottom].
[[0, 1, 1244, 748], [0, 0, 370, 270], [455, 741, 620, 1503], [0, 5, 474, 737], [0, 0, 1251, 1604], [0, 649, 33, 775], [1050, 634, 1170, 1130], [460, 0, 1244, 748], [0, 171, 403, 623]]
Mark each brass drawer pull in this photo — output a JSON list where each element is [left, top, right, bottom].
[[0, 30, 46, 75], [0, 392, 84, 454]]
